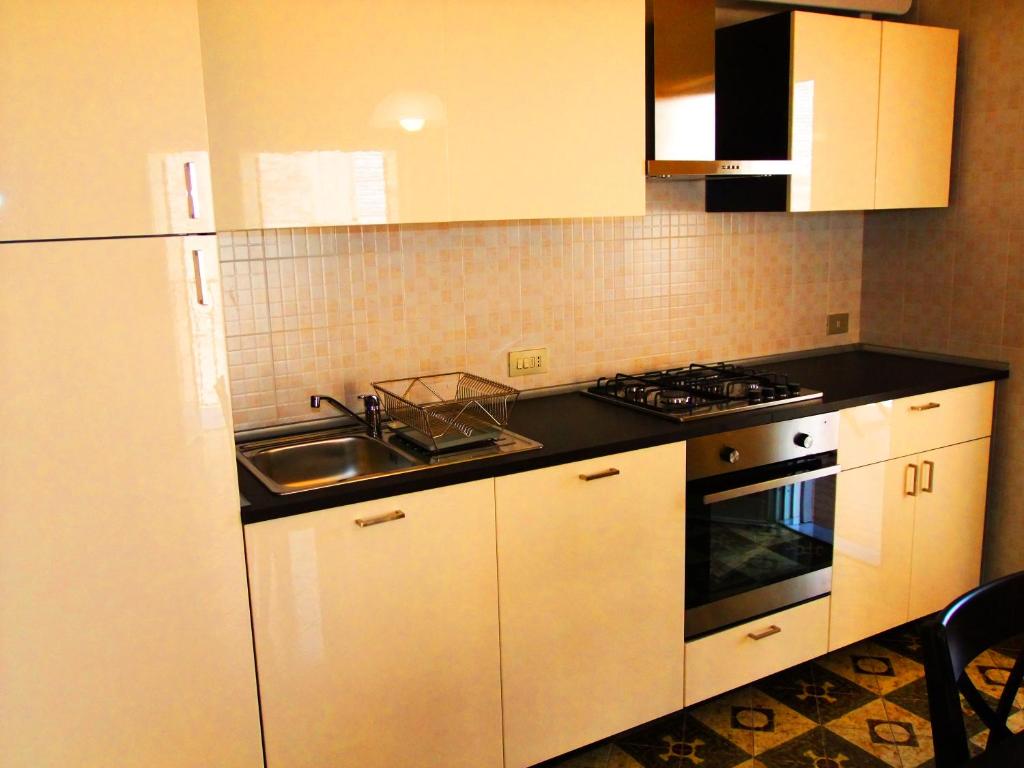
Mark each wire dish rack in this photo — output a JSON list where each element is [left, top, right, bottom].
[[372, 372, 521, 452]]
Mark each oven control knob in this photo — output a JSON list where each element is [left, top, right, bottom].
[[794, 433, 814, 449], [721, 447, 741, 464]]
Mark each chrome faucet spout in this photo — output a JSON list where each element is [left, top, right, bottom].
[[310, 393, 383, 439]]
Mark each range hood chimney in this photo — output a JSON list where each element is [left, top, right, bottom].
[[646, 0, 911, 179]]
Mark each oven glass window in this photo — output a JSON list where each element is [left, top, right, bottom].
[[686, 458, 836, 611]]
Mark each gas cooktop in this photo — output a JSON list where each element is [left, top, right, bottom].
[[586, 362, 822, 422]]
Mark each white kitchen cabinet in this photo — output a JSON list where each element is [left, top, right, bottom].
[[495, 443, 686, 768], [839, 382, 994, 470], [443, 0, 645, 221], [245, 481, 503, 768], [715, 12, 958, 213], [685, 598, 830, 706], [875, 21, 959, 209], [830, 383, 993, 651], [0, 0, 216, 241], [788, 12, 882, 212], [908, 438, 990, 619], [830, 460, 916, 651], [0, 237, 262, 767], [788, 13, 959, 212], [196, 0, 451, 229], [196, 0, 645, 229]]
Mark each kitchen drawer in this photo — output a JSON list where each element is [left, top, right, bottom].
[[839, 382, 995, 469], [891, 382, 994, 458], [684, 597, 830, 706]]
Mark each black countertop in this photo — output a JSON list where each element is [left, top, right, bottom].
[[238, 347, 1008, 525]]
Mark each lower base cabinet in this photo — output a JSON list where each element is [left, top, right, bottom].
[[830, 437, 989, 651], [245, 481, 503, 768], [495, 443, 687, 768], [685, 597, 831, 706]]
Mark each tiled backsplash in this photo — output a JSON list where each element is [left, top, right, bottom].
[[221, 180, 863, 430]]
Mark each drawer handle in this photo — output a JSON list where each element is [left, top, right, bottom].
[[748, 625, 782, 641], [354, 510, 405, 528], [191, 249, 208, 306], [910, 402, 941, 411], [922, 460, 935, 493], [184, 161, 201, 220], [579, 468, 620, 482], [906, 463, 919, 496]]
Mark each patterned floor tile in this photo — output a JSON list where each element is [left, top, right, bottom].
[[755, 727, 830, 768], [748, 689, 818, 753], [968, 649, 1024, 709], [882, 676, 932, 722], [804, 664, 879, 724], [687, 687, 757, 756], [615, 715, 688, 768], [874, 622, 927, 664], [819, 641, 922, 697], [821, 729, 899, 768], [878, 699, 934, 768], [824, 700, 902, 767]]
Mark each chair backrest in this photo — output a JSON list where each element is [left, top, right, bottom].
[[921, 570, 1024, 768]]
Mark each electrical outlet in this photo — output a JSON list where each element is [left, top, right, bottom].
[[827, 312, 850, 335], [508, 347, 549, 377]]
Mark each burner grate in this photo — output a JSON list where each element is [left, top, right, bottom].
[[588, 362, 820, 422]]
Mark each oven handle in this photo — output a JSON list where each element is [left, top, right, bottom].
[[702, 465, 842, 505]]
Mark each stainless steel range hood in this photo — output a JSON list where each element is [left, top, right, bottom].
[[647, 0, 910, 179]]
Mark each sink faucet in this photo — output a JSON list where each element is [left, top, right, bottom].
[[310, 393, 383, 439]]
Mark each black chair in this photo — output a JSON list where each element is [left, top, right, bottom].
[[921, 570, 1024, 767]]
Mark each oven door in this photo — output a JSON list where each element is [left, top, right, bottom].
[[685, 451, 839, 639]]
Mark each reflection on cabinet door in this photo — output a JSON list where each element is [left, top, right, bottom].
[[245, 480, 503, 768], [197, 0, 451, 229], [0, 0, 215, 240], [829, 462, 915, 651], [909, 438, 990, 620], [789, 12, 881, 212]]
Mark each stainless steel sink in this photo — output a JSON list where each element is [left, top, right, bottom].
[[236, 423, 543, 496], [237, 430, 420, 494]]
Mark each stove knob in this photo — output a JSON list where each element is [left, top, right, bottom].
[[721, 447, 741, 464], [788, 382, 802, 395], [794, 433, 814, 449]]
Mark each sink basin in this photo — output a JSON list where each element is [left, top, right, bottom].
[[237, 424, 543, 496], [238, 431, 420, 494]]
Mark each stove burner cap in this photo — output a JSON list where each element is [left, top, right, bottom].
[[657, 390, 697, 410]]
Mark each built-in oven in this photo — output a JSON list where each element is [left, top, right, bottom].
[[685, 413, 839, 640]]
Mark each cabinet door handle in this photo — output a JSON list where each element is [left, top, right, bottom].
[[191, 249, 208, 306], [184, 161, 201, 220], [921, 460, 935, 493], [354, 510, 405, 528], [905, 463, 919, 497], [748, 625, 782, 641], [579, 468, 620, 482], [910, 402, 941, 411]]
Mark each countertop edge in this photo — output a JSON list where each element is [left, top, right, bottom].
[[239, 351, 1009, 525]]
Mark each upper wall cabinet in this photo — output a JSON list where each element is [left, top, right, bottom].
[[874, 22, 959, 209], [196, 0, 452, 230], [709, 12, 958, 213], [0, 1, 215, 241], [197, 0, 645, 230], [443, 0, 645, 222]]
